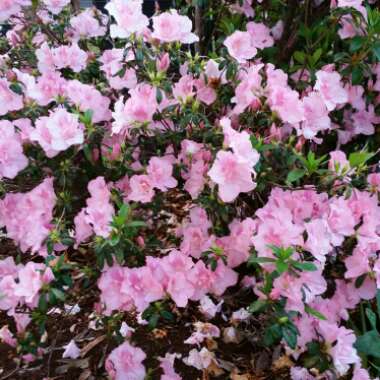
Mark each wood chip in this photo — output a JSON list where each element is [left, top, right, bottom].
[[80, 335, 106, 357]]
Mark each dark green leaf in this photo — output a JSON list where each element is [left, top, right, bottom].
[[355, 330, 380, 358], [248, 299, 267, 313], [282, 325, 298, 349], [287, 169, 306, 183], [291, 261, 318, 272]]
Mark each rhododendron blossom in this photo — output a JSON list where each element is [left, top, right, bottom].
[[152, 10, 198, 44], [105, 341, 146, 380], [0, 178, 56, 253], [0, 121, 28, 179], [31, 107, 84, 157], [105, 0, 148, 39]]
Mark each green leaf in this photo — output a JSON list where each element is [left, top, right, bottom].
[[264, 324, 282, 347], [355, 330, 380, 358], [350, 36, 364, 52], [160, 310, 174, 321], [366, 308, 378, 331], [351, 66, 363, 86], [148, 313, 160, 330], [126, 221, 146, 228], [249, 299, 267, 313], [376, 290, 380, 317], [294, 51, 305, 64], [291, 261, 318, 272], [282, 325, 298, 349], [9, 83, 23, 95], [305, 305, 327, 320], [51, 288, 65, 302], [287, 168, 306, 183], [248, 256, 276, 265], [311, 48, 322, 65], [349, 151, 374, 167], [373, 42, 380, 61], [276, 260, 289, 274]]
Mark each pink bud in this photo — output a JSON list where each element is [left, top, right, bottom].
[[92, 148, 100, 162], [156, 53, 170, 72], [137, 236, 145, 247], [42, 267, 55, 284], [6, 70, 17, 82]]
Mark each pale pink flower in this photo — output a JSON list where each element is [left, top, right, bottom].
[[268, 85, 305, 124], [52, 43, 88, 73], [122, 267, 164, 312], [105, 0, 148, 39], [0, 0, 30, 22], [208, 151, 256, 202], [224, 31, 257, 63], [0, 121, 28, 179], [31, 107, 84, 158], [119, 321, 135, 338], [152, 10, 198, 44], [147, 156, 177, 192], [42, 0, 70, 14], [128, 175, 155, 203], [0, 78, 23, 116], [70, 9, 107, 40], [198, 296, 223, 319], [159, 353, 182, 380], [105, 341, 146, 380], [314, 70, 348, 111], [185, 322, 220, 345], [301, 91, 331, 140], [0, 325, 17, 347], [62, 340, 81, 359], [0, 178, 56, 253], [84, 177, 115, 238], [183, 348, 215, 370], [246, 21, 274, 49], [318, 321, 360, 375], [112, 84, 157, 134], [14, 262, 47, 306]]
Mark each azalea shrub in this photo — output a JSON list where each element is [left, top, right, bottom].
[[1, 0, 380, 379]]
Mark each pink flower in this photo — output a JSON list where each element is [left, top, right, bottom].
[[62, 340, 81, 359], [246, 21, 274, 49], [208, 151, 256, 202], [147, 156, 177, 192], [0, 178, 56, 253], [122, 267, 164, 312], [52, 43, 88, 73], [198, 296, 223, 319], [184, 322, 220, 345], [183, 348, 215, 370], [344, 248, 370, 279], [152, 10, 198, 44], [0, 121, 28, 179], [112, 84, 157, 134], [36, 42, 56, 73], [119, 321, 135, 338], [304, 219, 333, 262], [224, 31, 257, 63], [318, 321, 360, 375], [99, 49, 137, 91], [31, 107, 84, 158], [65, 80, 111, 123], [301, 92, 331, 140], [329, 150, 350, 176], [105, 341, 146, 380], [83, 177, 115, 238], [368, 173, 380, 191], [69, 9, 107, 40], [0, 78, 23, 116], [105, 0, 148, 39], [128, 175, 155, 203], [159, 353, 182, 380], [0, 0, 30, 22], [42, 0, 70, 14], [0, 325, 17, 347], [98, 266, 134, 314], [314, 70, 348, 111], [14, 262, 47, 306], [268, 85, 305, 124]]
